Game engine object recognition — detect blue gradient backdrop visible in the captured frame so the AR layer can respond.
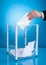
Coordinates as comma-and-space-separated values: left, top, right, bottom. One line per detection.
0, 0, 46, 48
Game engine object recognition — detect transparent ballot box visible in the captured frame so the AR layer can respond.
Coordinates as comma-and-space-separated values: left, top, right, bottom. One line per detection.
7, 24, 39, 60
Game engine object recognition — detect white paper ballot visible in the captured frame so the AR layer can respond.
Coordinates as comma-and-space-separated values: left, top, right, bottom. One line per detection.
10, 41, 35, 58
17, 13, 32, 30
21, 41, 35, 57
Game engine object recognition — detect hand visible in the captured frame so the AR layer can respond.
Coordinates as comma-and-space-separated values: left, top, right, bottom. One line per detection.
27, 10, 42, 20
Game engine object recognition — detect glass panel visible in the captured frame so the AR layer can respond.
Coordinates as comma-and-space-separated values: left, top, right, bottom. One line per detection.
7, 24, 39, 60
7, 25, 16, 59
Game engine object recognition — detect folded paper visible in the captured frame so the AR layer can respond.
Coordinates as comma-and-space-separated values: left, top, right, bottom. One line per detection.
10, 41, 35, 57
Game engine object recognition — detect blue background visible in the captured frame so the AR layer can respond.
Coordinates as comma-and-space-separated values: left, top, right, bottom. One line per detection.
0, 0, 46, 48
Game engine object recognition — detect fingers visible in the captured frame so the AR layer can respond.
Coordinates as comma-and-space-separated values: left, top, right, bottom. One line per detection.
27, 10, 37, 20
27, 10, 36, 16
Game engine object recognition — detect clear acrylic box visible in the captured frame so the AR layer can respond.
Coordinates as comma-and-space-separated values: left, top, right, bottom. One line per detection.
7, 24, 39, 60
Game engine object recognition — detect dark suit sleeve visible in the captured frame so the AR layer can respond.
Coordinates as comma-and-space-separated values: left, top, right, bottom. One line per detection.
43, 11, 46, 20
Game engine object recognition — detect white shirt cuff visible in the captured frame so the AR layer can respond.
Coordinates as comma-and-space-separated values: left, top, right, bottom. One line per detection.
41, 12, 44, 19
